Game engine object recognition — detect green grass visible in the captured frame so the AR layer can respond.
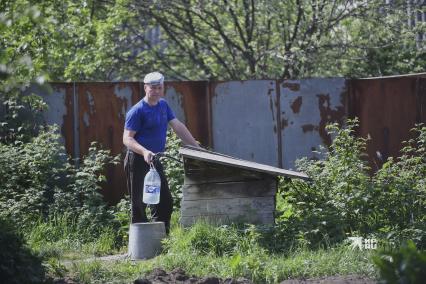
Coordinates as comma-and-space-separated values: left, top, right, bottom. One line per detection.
153, 235, 376, 283
29, 218, 378, 284
50, 242, 375, 284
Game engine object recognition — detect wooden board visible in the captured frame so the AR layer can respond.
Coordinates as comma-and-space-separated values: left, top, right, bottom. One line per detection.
181, 196, 274, 218
182, 180, 276, 201
180, 146, 309, 180
180, 212, 274, 227
183, 158, 269, 184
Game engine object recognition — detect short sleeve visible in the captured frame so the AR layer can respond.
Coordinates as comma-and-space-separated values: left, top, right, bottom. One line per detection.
165, 102, 175, 122
125, 107, 141, 131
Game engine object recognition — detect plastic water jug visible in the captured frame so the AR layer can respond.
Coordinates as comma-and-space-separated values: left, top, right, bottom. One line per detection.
143, 164, 161, 204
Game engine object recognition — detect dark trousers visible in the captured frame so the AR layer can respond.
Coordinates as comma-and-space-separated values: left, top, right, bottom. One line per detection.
124, 150, 173, 234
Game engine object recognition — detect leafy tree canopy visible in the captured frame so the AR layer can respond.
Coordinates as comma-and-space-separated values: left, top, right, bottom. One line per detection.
1, 0, 425, 81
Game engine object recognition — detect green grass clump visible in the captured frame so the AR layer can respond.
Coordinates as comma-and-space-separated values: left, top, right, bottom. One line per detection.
373, 240, 426, 284
156, 221, 376, 283
0, 216, 45, 284
43, 220, 376, 284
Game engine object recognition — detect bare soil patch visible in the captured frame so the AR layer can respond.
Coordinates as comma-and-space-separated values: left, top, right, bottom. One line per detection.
134, 268, 377, 284
134, 268, 253, 284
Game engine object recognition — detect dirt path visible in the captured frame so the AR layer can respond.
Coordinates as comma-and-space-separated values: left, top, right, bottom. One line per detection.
134, 268, 377, 284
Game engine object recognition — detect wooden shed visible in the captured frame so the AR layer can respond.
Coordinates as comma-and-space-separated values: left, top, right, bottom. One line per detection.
179, 146, 309, 227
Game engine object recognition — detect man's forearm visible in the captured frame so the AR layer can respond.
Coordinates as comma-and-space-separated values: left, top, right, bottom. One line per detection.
123, 136, 150, 156
173, 122, 199, 147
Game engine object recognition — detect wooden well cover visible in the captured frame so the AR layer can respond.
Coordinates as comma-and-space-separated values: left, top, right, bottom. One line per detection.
179, 146, 308, 226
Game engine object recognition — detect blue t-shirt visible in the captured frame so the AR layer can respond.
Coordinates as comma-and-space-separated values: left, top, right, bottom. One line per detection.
124, 99, 175, 153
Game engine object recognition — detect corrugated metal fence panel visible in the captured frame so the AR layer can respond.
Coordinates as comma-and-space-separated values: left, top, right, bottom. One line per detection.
280, 78, 347, 169
165, 81, 210, 147
165, 84, 186, 124
76, 82, 142, 204
22, 75, 424, 205
348, 75, 426, 170
40, 83, 75, 157
211, 80, 279, 167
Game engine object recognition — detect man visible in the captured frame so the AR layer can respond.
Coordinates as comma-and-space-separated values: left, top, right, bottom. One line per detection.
123, 71, 199, 233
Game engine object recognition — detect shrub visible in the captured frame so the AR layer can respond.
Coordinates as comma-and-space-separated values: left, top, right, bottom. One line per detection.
0, 125, 121, 242
0, 125, 67, 228
278, 119, 373, 246
163, 129, 184, 209
57, 143, 120, 240
373, 240, 426, 284
276, 120, 426, 248
0, 90, 49, 144
0, 216, 45, 284
111, 197, 131, 247
373, 124, 426, 247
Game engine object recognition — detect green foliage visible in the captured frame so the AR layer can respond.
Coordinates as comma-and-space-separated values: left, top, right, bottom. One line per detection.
164, 221, 240, 257
277, 120, 426, 249
57, 143, 120, 239
2, 1, 424, 82
113, 0, 425, 80
0, 2, 50, 143
111, 197, 131, 247
373, 124, 426, 246
279, 119, 372, 246
164, 129, 184, 209
159, 220, 374, 283
0, 125, 67, 227
162, 221, 270, 282
0, 216, 45, 284
373, 240, 426, 284
0, 124, 123, 244
27, 213, 124, 260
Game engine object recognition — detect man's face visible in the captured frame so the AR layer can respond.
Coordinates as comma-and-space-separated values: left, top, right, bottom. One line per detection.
144, 83, 164, 103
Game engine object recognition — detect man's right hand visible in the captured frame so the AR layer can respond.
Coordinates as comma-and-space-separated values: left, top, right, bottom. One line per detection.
143, 150, 155, 164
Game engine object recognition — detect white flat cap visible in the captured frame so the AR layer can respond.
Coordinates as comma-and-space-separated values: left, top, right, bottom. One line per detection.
143, 72, 164, 85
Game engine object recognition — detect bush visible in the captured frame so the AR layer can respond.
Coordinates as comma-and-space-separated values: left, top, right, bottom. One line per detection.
0, 125, 121, 242
276, 120, 426, 248
56, 143, 120, 240
373, 240, 426, 284
373, 124, 426, 247
278, 119, 373, 246
0, 216, 45, 284
163, 130, 184, 209
111, 197, 131, 247
0, 125, 67, 228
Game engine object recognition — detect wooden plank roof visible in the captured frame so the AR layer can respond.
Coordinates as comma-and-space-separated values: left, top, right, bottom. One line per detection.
179, 146, 309, 180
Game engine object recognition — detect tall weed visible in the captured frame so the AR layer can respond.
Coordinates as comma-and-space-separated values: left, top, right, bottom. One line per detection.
163, 130, 184, 209
0, 125, 67, 228
276, 119, 426, 248
0, 125, 122, 245
373, 124, 426, 246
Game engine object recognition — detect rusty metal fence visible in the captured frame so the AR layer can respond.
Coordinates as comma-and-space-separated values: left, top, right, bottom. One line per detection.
27, 74, 426, 204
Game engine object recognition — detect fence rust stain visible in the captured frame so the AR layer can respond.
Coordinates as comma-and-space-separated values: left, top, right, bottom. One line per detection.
291, 97, 303, 113
302, 124, 317, 133
282, 82, 300, 91
317, 93, 346, 146
281, 117, 289, 129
